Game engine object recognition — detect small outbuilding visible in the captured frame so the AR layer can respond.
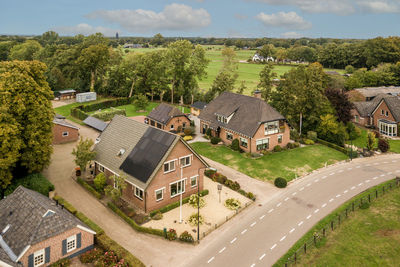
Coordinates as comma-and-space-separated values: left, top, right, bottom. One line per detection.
54, 89, 76, 100
76, 92, 97, 103
52, 115, 79, 144
190, 101, 207, 116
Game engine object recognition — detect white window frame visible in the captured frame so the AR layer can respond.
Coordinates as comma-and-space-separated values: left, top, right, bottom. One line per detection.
33, 249, 45, 267
190, 175, 198, 188
240, 137, 248, 148
98, 164, 105, 172
179, 155, 192, 167
170, 124, 174, 130
170, 179, 186, 198
135, 186, 144, 200
386, 111, 389, 117
226, 132, 233, 141
256, 138, 270, 151
265, 121, 279, 135
163, 160, 176, 173
62, 131, 69, 137
278, 134, 283, 144
155, 187, 165, 202
66, 235, 76, 253
381, 109, 385, 115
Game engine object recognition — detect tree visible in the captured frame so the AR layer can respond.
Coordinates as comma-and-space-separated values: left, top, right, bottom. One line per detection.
9, 40, 42, 60
258, 62, 277, 102
72, 138, 96, 171
133, 94, 149, 111
258, 44, 275, 59
275, 48, 288, 63
211, 47, 238, 96
105, 174, 127, 202
94, 173, 107, 192
40, 31, 59, 46
366, 131, 376, 151
378, 138, 389, 153
151, 33, 165, 46
0, 41, 16, 61
236, 80, 246, 94
317, 114, 348, 146
346, 122, 361, 141
0, 60, 53, 184
325, 88, 354, 123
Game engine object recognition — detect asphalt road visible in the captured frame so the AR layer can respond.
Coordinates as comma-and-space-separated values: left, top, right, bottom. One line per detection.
187, 154, 400, 267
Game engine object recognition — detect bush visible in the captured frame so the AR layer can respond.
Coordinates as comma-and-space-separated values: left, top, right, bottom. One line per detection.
307, 131, 317, 141
52, 195, 77, 214
273, 145, 282, 152
206, 128, 212, 136
366, 131, 376, 151
77, 177, 102, 199
290, 129, 300, 141
231, 139, 240, 151
212, 172, 227, 184
49, 257, 70, 267
133, 94, 149, 111
378, 138, 389, 153
304, 139, 315, 145
360, 201, 370, 209
188, 194, 206, 208
4, 173, 55, 196
238, 189, 246, 196
211, 137, 221, 144
179, 231, 194, 243
373, 130, 380, 139
71, 107, 89, 120
166, 229, 177, 241
286, 142, 300, 149
183, 135, 193, 141
224, 198, 241, 210
92, 108, 126, 121
204, 169, 217, 177
188, 213, 204, 226
75, 212, 104, 235
79, 248, 104, 263
274, 177, 287, 188
151, 211, 163, 220
246, 192, 255, 200
94, 173, 107, 192
80, 98, 132, 112
184, 127, 195, 136
224, 179, 240, 191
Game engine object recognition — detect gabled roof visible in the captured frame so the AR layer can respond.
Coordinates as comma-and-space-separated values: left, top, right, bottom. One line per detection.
353, 94, 400, 122
83, 116, 108, 132
355, 86, 400, 98
191, 101, 207, 110
199, 92, 285, 138
0, 186, 94, 265
53, 118, 79, 130
371, 95, 400, 122
147, 103, 187, 125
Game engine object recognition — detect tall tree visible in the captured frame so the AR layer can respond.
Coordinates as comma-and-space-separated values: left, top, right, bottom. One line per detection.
72, 138, 96, 171
9, 40, 42, 60
258, 62, 277, 102
210, 46, 238, 96
325, 88, 354, 123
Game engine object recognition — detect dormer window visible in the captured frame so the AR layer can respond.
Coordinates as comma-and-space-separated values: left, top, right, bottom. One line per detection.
217, 115, 228, 123
265, 121, 279, 135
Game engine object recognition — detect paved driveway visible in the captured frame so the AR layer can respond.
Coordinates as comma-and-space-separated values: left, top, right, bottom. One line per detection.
188, 115, 208, 143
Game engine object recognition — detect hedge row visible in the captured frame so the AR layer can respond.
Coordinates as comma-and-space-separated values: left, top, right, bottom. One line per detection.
71, 107, 89, 120
107, 202, 165, 238
80, 98, 132, 112
52, 196, 145, 267
92, 108, 126, 121
149, 189, 209, 217
317, 138, 357, 158
77, 177, 102, 199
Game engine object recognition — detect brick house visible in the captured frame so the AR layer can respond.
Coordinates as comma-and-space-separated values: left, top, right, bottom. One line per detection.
145, 103, 190, 133
190, 101, 207, 116
198, 91, 290, 153
93, 115, 209, 213
52, 115, 79, 144
0, 186, 95, 267
353, 86, 400, 101
352, 94, 400, 137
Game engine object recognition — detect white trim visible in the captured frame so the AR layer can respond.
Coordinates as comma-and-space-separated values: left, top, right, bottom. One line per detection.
134, 186, 144, 200
77, 224, 96, 235
0, 260, 14, 267
62, 131, 69, 137
42, 210, 55, 217
66, 235, 76, 253
15, 245, 30, 262
95, 161, 118, 176
163, 159, 176, 174
33, 249, 45, 267
155, 187, 165, 202
179, 155, 192, 167
190, 175, 198, 188
170, 179, 186, 198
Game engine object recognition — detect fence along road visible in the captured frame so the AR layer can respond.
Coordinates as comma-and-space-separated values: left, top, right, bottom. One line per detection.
187, 154, 400, 267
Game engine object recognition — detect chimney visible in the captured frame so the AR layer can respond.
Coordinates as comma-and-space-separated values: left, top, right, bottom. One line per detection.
253, 90, 262, 99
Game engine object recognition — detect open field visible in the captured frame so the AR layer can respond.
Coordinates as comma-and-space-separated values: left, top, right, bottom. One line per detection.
278, 181, 400, 266
346, 126, 400, 153
190, 142, 348, 182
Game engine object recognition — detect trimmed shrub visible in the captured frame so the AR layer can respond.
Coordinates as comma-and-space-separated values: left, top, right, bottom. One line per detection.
224, 179, 240, 191
5, 173, 55, 196
317, 138, 348, 156
378, 138, 389, 153
360, 201, 370, 209
49, 257, 70, 267
188, 194, 206, 208
274, 177, 287, 188
212, 172, 227, 184
184, 127, 195, 136
183, 135, 193, 141
238, 189, 246, 196
79, 248, 104, 263
179, 231, 194, 243
206, 128, 212, 136
166, 229, 177, 241
204, 169, 217, 177
52, 195, 77, 214
307, 131, 317, 141
231, 139, 240, 151
273, 145, 282, 152
224, 198, 241, 210
246, 192, 255, 200
304, 139, 315, 145
151, 211, 163, 220
77, 177, 102, 199
188, 213, 204, 226
92, 108, 126, 121
71, 107, 88, 120
94, 173, 107, 192
75, 212, 104, 235
211, 137, 221, 144
286, 142, 300, 149
80, 98, 132, 112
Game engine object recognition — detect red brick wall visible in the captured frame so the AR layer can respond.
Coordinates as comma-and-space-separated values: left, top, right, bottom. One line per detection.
165, 116, 190, 132
20, 227, 94, 266
52, 124, 79, 144
372, 100, 396, 127
351, 109, 367, 126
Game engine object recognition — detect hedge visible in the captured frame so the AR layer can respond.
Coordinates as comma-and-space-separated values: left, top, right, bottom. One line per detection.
107, 202, 165, 238
53, 195, 77, 215
77, 177, 102, 199
92, 108, 126, 121
80, 98, 132, 112
71, 107, 88, 120
149, 189, 209, 217
4, 173, 55, 196
317, 138, 357, 158
75, 212, 104, 235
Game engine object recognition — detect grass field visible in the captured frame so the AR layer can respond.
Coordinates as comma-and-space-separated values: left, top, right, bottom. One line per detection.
346, 126, 400, 153
278, 181, 400, 266
190, 143, 348, 182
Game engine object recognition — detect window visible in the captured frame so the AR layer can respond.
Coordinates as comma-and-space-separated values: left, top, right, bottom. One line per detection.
180, 155, 191, 167
381, 110, 385, 115
34, 249, 44, 267
62, 131, 69, 137
190, 176, 198, 187
157, 123, 162, 129
150, 120, 155, 126
135, 187, 144, 200
155, 188, 164, 201
226, 132, 233, 140
98, 164, 105, 172
386, 111, 389, 117
278, 135, 283, 144
217, 115, 227, 123
67, 235, 76, 253
240, 137, 248, 148
256, 138, 269, 151
164, 160, 175, 173
170, 124, 174, 130
265, 121, 279, 135
144, 118, 149, 124
182, 122, 186, 129
170, 180, 185, 197
354, 115, 359, 122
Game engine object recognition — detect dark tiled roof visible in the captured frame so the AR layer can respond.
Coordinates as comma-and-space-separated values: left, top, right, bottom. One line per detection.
354, 94, 400, 122
191, 101, 207, 110
355, 86, 400, 98
379, 95, 400, 121
55, 114, 66, 119
0, 186, 93, 265
199, 92, 285, 137
83, 116, 108, 132
147, 103, 187, 125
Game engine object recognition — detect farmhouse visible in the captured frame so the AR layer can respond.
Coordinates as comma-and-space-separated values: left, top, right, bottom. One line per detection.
354, 86, 400, 101
93, 115, 208, 213
145, 103, 190, 133
252, 53, 274, 62
0, 186, 95, 267
52, 115, 79, 144
190, 101, 207, 116
199, 91, 290, 153
352, 94, 400, 137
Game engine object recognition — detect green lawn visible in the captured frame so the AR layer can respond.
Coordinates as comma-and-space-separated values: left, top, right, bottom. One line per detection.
190, 142, 348, 182
285, 182, 400, 266
346, 126, 400, 153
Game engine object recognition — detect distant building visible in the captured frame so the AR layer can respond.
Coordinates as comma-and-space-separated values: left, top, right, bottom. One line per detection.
76, 92, 96, 103
190, 101, 207, 116
252, 53, 274, 63
145, 103, 190, 133
52, 115, 79, 144
354, 86, 400, 101
116, 32, 119, 39
123, 43, 142, 49
54, 89, 76, 100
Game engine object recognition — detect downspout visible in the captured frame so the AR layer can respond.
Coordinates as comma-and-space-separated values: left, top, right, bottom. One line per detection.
144, 191, 147, 213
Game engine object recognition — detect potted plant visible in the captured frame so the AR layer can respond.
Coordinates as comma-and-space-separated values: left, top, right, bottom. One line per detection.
75, 166, 81, 177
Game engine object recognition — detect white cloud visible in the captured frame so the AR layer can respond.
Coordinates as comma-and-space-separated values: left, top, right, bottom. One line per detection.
357, 1, 400, 13
256, 11, 311, 30
52, 23, 119, 36
280, 31, 303, 38
86, 4, 211, 33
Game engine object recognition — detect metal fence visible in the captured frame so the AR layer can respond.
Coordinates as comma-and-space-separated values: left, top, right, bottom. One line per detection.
283, 178, 400, 266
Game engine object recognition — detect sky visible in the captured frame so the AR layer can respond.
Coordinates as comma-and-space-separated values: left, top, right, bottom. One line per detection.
1, 0, 400, 39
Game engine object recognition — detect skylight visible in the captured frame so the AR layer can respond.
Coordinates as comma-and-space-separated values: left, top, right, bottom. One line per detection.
43, 210, 55, 217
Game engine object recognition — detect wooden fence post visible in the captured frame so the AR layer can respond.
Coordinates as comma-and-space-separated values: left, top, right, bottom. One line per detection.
376, 190, 378, 198
368, 194, 371, 203
304, 243, 307, 254
331, 221, 334, 230
338, 215, 341, 226
352, 202, 355, 211
323, 228, 326, 237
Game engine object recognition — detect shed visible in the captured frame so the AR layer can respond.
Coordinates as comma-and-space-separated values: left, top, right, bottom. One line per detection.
54, 89, 76, 100
190, 101, 207, 116
76, 92, 97, 103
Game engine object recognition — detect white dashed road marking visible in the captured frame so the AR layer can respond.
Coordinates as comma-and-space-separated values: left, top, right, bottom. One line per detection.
280, 236, 286, 242
314, 209, 320, 213
365, 180, 370, 183
351, 186, 356, 190
285, 197, 289, 201
380, 174, 385, 177
387, 172, 392, 175
384, 161, 388, 164
344, 190, 348, 194
298, 221, 304, 226
259, 254, 266, 261
356, 166, 361, 168
315, 179, 320, 182
208, 257, 215, 263
260, 215, 265, 220
392, 160, 397, 163
300, 187, 304, 191
373, 176, 378, 180
268, 209, 274, 213
307, 183, 311, 187
330, 173, 335, 176
373, 163, 378, 165
336, 194, 341, 198
250, 264, 255, 267
358, 183, 363, 186
231, 238, 237, 244
338, 170, 344, 173
307, 215, 312, 219
322, 203, 327, 208
277, 202, 282, 207
271, 244, 277, 250
219, 247, 226, 253
251, 222, 256, 227
290, 228, 295, 233
329, 198, 334, 202
348, 168, 353, 170
292, 192, 297, 196
322, 175, 327, 179
241, 229, 247, 235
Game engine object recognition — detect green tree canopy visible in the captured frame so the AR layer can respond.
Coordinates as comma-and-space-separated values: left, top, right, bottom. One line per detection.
9, 40, 42, 61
